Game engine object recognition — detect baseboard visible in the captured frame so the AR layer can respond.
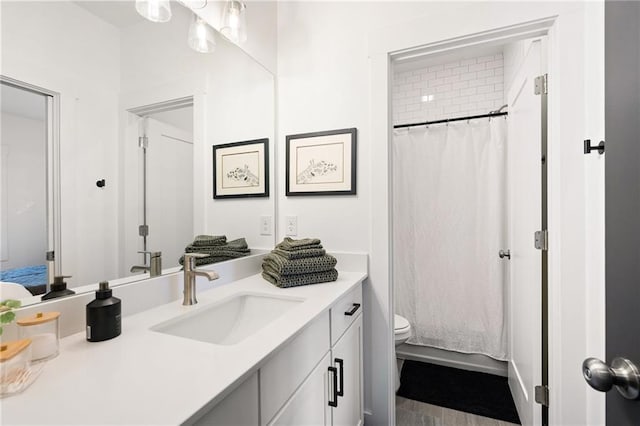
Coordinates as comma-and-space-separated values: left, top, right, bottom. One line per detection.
396, 343, 508, 377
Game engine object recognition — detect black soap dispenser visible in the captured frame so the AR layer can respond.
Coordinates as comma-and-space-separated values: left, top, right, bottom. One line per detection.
41, 276, 76, 300
86, 281, 121, 342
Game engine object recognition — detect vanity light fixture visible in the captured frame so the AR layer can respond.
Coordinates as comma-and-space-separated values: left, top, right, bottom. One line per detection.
188, 14, 216, 53
220, 0, 247, 44
135, 0, 172, 23
135, 0, 219, 54
181, 0, 208, 9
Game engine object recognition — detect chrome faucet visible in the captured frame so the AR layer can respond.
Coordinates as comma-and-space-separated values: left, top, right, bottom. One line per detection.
130, 251, 162, 277
182, 253, 219, 306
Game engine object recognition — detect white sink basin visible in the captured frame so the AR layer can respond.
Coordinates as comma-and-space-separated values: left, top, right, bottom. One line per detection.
151, 293, 305, 345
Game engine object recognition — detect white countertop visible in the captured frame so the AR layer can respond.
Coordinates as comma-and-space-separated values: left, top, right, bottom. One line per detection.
2, 271, 366, 425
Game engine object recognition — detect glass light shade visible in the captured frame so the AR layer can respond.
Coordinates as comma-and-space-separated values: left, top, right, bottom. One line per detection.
181, 0, 208, 9
188, 15, 216, 53
135, 0, 172, 23
220, 0, 247, 44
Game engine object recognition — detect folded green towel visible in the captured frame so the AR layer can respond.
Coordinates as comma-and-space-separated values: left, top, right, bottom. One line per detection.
191, 235, 227, 246
185, 238, 250, 254
276, 237, 323, 251
185, 247, 250, 257
224, 238, 249, 251
272, 248, 326, 260
179, 251, 248, 267
262, 267, 338, 288
262, 252, 336, 275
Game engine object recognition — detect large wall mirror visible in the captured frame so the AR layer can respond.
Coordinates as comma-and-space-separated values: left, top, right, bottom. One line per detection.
0, 1, 276, 306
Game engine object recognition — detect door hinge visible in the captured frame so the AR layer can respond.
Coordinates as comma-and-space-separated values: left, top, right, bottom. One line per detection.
534, 230, 548, 251
535, 385, 549, 407
138, 135, 148, 149
46, 250, 55, 261
138, 225, 149, 237
534, 74, 548, 95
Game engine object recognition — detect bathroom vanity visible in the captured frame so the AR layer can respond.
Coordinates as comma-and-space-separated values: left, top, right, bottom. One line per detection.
1, 270, 366, 425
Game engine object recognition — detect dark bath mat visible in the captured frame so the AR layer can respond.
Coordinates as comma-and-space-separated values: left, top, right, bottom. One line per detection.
397, 360, 521, 424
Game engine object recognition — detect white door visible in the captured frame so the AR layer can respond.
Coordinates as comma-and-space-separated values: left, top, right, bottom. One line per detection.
145, 118, 193, 269
269, 352, 331, 426
332, 315, 364, 426
507, 39, 545, 426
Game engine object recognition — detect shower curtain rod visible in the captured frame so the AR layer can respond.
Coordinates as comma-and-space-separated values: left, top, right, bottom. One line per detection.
394, 110, 508, 129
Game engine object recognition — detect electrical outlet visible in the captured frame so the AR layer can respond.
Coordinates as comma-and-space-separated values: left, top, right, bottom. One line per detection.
260, 216, 272, 236
285, 216, 297, 236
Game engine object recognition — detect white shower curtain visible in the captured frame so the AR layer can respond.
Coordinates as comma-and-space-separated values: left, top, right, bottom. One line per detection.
393, 119, 507, 360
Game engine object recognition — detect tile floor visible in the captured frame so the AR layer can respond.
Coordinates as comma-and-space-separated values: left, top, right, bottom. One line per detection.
396, 396, 520, 426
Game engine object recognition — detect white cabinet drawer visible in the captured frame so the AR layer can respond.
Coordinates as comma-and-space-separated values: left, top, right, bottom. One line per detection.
330, 284, 363, 346
260, 311, 330, 425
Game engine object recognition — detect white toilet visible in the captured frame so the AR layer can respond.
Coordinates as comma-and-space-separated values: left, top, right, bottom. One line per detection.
394, 314, 412, 391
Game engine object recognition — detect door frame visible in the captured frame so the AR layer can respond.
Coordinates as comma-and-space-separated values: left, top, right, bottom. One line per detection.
389, 23, 552, 425
0, 75, 61, 289
119, 86, 205, 278
122, 96, 196, 276
368, 8, 606, 424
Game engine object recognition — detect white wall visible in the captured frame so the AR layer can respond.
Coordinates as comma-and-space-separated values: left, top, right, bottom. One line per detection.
204, 43, 276, 249
0, 1, 121, 287
278, 2, 605, 424
0, 113, 47, 270
393, 52, 505, 125
118, 5, 276, 256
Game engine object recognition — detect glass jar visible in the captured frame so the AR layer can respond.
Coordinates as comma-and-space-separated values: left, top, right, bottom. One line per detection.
17, 312, 60, 362
0, 339, 32, 396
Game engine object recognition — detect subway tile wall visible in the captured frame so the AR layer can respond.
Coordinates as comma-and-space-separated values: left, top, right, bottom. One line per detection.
393, 53, 505, 126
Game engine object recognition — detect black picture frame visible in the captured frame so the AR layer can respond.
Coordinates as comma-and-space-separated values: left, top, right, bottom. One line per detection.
285, 128, 357, 196
212, 138, 269, 199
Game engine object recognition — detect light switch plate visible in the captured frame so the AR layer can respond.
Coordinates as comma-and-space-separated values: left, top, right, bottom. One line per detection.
285, 216, 297, 236
260, 216, 272, 236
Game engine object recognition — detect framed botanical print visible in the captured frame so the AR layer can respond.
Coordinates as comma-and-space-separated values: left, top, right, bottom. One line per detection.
285, 128, 357, 196
213, 138, 269, 199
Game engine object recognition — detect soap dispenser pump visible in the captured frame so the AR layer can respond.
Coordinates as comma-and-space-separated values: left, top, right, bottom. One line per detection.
41, 276, 76, 301
86, 281, 121, 342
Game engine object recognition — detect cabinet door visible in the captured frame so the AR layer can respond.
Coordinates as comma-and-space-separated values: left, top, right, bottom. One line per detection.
192, 373, 259, 425
269, 352, 331, 426
261, 312, 330, 425
332, 314, 363, 426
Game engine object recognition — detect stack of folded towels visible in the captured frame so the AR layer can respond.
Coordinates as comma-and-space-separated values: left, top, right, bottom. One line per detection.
179, 235, 250, 267
262, 237, 338, 288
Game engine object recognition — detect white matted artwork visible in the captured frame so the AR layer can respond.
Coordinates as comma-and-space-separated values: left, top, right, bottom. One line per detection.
286, 128, 357, 196
213, 138, 269, 199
